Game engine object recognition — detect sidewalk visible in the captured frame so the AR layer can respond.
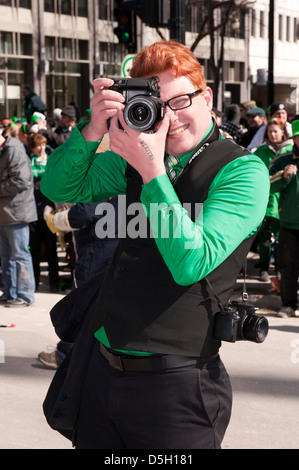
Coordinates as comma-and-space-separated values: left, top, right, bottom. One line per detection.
0, 252, 298, 449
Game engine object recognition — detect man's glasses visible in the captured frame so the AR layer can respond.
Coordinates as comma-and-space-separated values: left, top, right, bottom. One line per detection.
164, 89, 203, 111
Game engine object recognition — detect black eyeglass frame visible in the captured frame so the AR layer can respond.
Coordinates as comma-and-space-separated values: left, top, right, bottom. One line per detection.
164, 89, 203, 111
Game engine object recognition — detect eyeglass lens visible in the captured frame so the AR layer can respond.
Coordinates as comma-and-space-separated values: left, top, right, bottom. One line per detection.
168, 95, 192, 110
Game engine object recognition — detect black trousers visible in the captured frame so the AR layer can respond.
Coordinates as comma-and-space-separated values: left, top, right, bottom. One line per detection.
278, 226, 299, 309
74, 341, 232, 449
29, 219, 59, 289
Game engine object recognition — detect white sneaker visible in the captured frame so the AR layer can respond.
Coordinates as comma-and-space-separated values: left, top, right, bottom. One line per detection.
260, 271, 270, 282
277, 306, 296, 318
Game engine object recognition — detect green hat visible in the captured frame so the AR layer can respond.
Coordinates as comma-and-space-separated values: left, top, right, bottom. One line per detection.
292, 119, 299, 137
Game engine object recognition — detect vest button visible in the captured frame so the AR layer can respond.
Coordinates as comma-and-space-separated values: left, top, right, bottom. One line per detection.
117, 265, 125, 273
110, 289, 116, 295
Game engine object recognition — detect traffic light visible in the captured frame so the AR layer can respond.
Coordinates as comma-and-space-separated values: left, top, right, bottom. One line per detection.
114, 0, 134, 46
139, 0, 169, 28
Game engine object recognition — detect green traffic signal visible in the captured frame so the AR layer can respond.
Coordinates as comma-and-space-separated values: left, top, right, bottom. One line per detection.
114, 26, 131, 43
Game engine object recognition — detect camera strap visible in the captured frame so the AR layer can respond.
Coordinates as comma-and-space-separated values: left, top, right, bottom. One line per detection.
204, 261, 248, 313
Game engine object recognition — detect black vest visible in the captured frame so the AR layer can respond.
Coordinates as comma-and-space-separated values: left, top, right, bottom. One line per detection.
93, 127, 254, 357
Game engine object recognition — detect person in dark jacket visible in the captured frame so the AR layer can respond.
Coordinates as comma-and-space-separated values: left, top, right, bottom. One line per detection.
41, 41, 269, 449
38, 198, 119, 368
38, 105, 77, 149
0, 134, 37, 307
219, 103, 247, 143
22, 84, 46, 123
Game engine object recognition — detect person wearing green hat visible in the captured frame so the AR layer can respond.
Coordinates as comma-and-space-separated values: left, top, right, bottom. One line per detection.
269, 116, 299, 317
79, 108, 91, 123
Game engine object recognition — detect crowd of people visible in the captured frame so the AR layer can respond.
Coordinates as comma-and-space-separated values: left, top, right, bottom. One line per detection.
1, 85, 299, 313
216, 100, 299, 318
0, 43, 299, 448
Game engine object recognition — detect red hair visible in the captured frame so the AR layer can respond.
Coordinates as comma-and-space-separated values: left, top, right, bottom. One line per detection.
130, 40, 207, 90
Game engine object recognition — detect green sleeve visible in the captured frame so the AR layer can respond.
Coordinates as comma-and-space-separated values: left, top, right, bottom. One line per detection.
40, 125, 128, 202
140, 155, 270, 286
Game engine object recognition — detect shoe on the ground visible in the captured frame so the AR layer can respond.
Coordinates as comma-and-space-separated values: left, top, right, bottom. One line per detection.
38, 350, 61, 369
276, 306, 298, 318
0, 295, 8, 304
260, 271, 270, 282
5, 299, 30, 308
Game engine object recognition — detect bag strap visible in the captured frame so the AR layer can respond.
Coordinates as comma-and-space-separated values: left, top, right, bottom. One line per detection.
205, 260, 248, 312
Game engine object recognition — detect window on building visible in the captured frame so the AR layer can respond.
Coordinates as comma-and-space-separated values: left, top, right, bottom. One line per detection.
113, 43, 123, 64
294, 18, 298, 42
279, 14, 283, 40
98, 41, 123, 77
0, 32, 13, 54
259, 10, 265, 38
45, 36, 55, 58
286, 16, 290, 41
99, 0, 109, 20
44, 0, 54, 12
186, 3, 203, 33
99, 42, 109, 62
78, 39, 88, 60
61, 38, 73, 59
19, 0, 31, 7
61, 0, 71, 15
227, 61, 244, 82
77, 0, 87, 17
20, 34, 32, 55
251, 9, 256, 37
0, 0, 31, 5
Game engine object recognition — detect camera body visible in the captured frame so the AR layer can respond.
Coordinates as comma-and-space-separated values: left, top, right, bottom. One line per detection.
214, 301, 269, 343
109, 76, 165, 131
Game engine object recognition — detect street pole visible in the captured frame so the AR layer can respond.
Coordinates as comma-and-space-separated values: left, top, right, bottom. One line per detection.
268, 0, 275, 106
169, 0, 185, 44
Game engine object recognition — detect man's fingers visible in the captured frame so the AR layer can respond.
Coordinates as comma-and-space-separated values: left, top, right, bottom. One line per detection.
93, 77, 114, 92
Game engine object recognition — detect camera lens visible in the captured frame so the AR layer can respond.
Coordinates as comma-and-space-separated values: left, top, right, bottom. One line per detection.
124, 96, 157, 131
242, 314, 269, 343
133, 106, 149, 121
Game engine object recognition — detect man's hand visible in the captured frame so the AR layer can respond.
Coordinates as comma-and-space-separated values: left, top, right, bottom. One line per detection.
109, 110, 170, 184
81, 78, 125, 142
284, 164, 297, 180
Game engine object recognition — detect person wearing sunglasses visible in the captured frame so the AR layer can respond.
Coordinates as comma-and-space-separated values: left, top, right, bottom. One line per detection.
41, 40, 269, 449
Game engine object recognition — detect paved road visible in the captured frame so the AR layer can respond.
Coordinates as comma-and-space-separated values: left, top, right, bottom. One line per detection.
0, 255, 298, 449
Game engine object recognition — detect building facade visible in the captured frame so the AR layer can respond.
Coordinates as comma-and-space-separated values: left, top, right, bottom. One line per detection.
249, 0, 299, 117
0, 0, 298, 122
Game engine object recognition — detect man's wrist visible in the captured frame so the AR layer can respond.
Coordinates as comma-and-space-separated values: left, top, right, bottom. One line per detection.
81, 122, 104, 143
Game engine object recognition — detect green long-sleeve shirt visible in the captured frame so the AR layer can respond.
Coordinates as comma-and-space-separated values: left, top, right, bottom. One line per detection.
41, 123, 269, 353
41, 124, 269, 283
269, 148, 299, 229
254, 142, 293, 219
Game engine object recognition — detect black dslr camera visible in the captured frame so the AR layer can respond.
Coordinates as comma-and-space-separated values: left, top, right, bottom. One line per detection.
214, 302, 269, 343
109, 76, 165, 132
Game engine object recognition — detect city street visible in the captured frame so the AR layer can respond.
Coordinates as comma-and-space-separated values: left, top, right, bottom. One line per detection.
0, 256, 298, 450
